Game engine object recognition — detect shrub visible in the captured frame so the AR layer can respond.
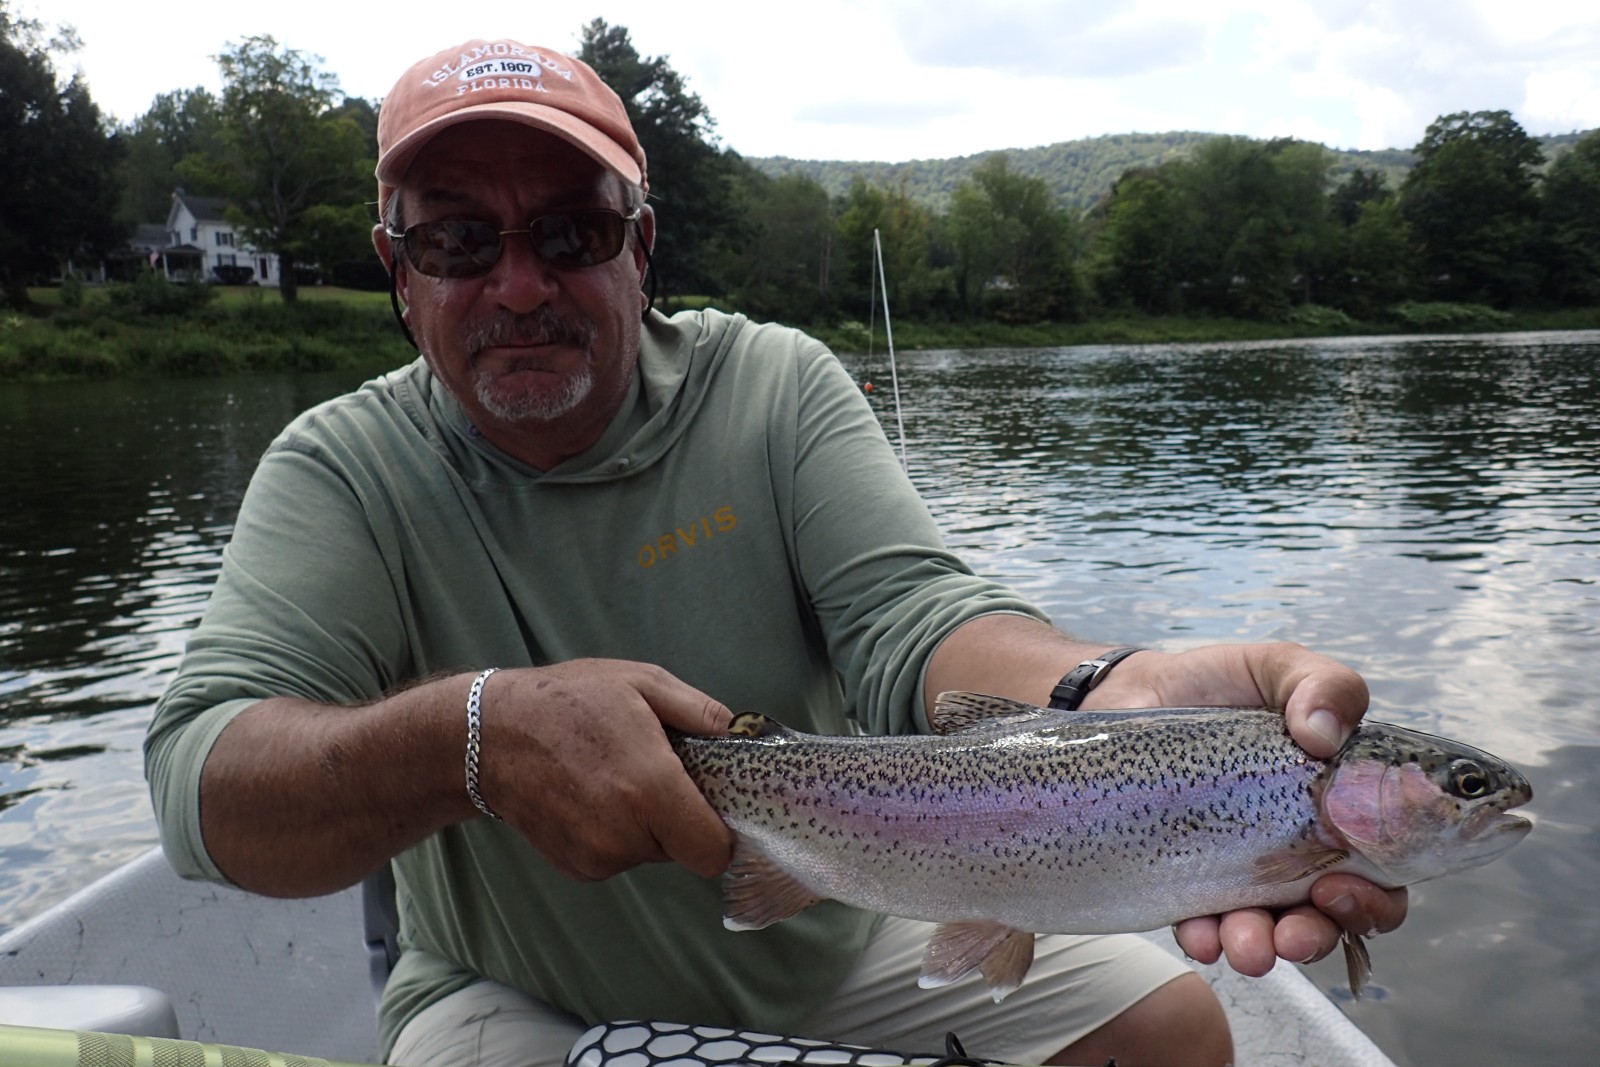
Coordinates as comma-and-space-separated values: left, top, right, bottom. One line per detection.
1387, 301, 1513, 331
105, 271, 218, 317
59, 272, 86, 309
1282, 304, 1357, 331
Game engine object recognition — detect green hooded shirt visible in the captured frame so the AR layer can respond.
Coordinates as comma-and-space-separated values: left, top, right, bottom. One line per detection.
145, 308, 1044, 1052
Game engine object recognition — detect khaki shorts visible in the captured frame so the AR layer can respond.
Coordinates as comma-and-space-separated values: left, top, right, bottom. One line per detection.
388, 917, 1192, 1067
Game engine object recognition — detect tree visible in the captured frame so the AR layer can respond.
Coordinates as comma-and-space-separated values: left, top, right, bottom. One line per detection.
1273, 141, 1338, 306
1537, 129, 1600, 306
1091, 169, 1186, 314
1340, 199, 1415, 317
185, 36, 372, 302
947, 155, 1081, 322
1400, 110, 1543, 305
1323, 168, 1413, 316
579, 20, 749, 300
834, 179, 937, 320
724, 170, 836, 322
0, 4, 123, 307
118, 88, 226, 225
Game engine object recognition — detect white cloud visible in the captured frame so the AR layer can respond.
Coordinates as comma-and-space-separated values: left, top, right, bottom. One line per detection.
42, 0, 1600, 162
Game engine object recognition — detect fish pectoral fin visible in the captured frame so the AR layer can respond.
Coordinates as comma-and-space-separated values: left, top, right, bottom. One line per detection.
919, 921, 1036, 1002
721, 838, 824, 931
930, 692, 1051, 735
1342, 929, 1372, 1000
1251, 843, 1350, 884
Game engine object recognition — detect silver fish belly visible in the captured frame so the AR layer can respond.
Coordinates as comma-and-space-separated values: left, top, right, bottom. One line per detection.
673, 692, 1532, 999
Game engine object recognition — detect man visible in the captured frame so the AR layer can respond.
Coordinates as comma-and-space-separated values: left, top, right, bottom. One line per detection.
145, 38, 1404, 1067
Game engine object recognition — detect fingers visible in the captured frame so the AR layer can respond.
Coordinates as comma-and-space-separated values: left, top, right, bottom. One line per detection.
632, 666, 734, 736
1311, 874, 1409, 937
479, 660, 734, 881
645, 773, 736, 879
1258, 643, 1369, 758
1173, 916, 1223, 964
1101, 642, 1370, 759
1177, 877, 1409, 979
1218, 908, 1278, 977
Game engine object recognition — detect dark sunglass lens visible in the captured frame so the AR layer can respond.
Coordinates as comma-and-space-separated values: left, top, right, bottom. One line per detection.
407, 220, 503, 278
532, 211, 625, 269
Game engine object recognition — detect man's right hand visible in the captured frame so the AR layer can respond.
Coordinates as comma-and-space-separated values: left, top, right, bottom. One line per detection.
470, 660, 735, 881
197, 660, 734, 897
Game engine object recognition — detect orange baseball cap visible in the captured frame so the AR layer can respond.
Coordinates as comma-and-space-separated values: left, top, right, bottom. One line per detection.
375, 38, 647, 218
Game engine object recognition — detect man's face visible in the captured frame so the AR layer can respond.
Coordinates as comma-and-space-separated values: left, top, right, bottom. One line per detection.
389, 121, 652, 468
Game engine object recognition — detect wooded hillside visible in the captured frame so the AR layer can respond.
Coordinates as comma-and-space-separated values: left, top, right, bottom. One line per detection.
751, 130, 1592, 212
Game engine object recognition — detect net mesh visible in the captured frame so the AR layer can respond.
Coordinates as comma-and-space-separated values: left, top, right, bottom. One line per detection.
566, 1021, 1004, 1067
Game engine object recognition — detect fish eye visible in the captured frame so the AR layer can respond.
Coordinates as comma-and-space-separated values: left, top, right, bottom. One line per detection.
1449, 759, 1492, 799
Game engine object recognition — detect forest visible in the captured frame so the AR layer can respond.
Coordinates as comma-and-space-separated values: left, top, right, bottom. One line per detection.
6, 6, 1600, 338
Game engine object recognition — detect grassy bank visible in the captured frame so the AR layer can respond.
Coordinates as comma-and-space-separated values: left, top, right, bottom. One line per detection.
3, 284, 413, 380
5, 284, 1598, 381
808, 304, 1600, 354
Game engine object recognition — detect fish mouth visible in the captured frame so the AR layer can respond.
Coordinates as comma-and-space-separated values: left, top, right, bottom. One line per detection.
1470, 811, 1533, 839
1462, 794, 1534, 844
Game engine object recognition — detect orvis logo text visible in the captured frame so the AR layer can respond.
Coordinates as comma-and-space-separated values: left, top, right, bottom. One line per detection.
638, 506, 737, 568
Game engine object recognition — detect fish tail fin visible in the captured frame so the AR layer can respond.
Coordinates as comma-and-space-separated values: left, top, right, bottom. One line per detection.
721, 836, 824, 931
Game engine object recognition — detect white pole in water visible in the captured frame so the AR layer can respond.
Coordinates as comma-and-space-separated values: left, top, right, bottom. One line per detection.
872, 228, 909, 471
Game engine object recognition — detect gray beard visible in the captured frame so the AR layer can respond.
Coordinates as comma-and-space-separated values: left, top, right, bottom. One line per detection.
475, 359, 595, 422
465, 308, 600, 423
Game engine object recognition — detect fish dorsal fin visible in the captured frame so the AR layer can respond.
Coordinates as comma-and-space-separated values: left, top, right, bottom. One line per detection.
720, 837, 823, 931
728, 712, 788, 739
930, 692, 1051, 735
918, 920, 1036, 1002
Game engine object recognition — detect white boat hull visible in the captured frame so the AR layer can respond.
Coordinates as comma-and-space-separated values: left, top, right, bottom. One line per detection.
0, 848, 1394, 1066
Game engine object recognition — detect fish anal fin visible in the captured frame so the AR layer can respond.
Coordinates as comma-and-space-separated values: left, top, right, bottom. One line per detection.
919, 920, 1035, 1001
721, 837, 823, 931
1342, 929, 1372, 1000
978, 929, 1037, 1002
1251, 842, 1350, 885
931, 692, 1050, 736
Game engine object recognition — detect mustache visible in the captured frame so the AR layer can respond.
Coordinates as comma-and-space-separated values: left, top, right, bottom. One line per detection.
465, 307, 598, 356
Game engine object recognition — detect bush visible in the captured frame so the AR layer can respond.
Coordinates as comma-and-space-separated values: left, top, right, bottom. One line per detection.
1282, 304, 1357, 331
59, 271, 86, 309
1386, 301, 1513, 331
105, 271, 218, 317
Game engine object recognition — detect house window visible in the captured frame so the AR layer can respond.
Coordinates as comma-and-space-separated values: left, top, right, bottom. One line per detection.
214, 231, 235, 247
190, 226, 199, 241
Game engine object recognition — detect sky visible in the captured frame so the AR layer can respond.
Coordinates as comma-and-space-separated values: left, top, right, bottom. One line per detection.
40, 0, 1600, 163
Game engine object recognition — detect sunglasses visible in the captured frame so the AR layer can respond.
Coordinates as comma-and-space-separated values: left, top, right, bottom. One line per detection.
388, 208, 642, 279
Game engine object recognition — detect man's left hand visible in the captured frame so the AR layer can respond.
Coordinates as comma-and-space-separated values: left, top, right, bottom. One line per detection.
1084, 641, 1410, 975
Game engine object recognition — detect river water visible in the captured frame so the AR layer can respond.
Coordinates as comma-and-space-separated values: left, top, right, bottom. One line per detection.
1, 332, 1596, 1065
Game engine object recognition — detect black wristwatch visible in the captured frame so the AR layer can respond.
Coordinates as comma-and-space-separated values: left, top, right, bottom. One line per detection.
1047, 647, 1144, 710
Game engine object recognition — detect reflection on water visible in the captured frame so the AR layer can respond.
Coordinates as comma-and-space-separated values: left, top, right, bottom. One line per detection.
0, 371, 379, 919
2, 335, 1597, 1067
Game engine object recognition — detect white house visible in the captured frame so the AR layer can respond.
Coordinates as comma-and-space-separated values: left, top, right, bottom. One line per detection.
161, 190, 280, 286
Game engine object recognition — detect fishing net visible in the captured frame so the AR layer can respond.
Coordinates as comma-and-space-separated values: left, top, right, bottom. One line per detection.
566, 1021, 1010, 1067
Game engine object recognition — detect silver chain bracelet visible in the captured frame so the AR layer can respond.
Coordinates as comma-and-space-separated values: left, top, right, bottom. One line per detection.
465, 667, 503, 820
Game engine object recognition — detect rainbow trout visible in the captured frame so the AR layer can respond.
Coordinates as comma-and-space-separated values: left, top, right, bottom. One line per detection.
673, 693, 1532, 1000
